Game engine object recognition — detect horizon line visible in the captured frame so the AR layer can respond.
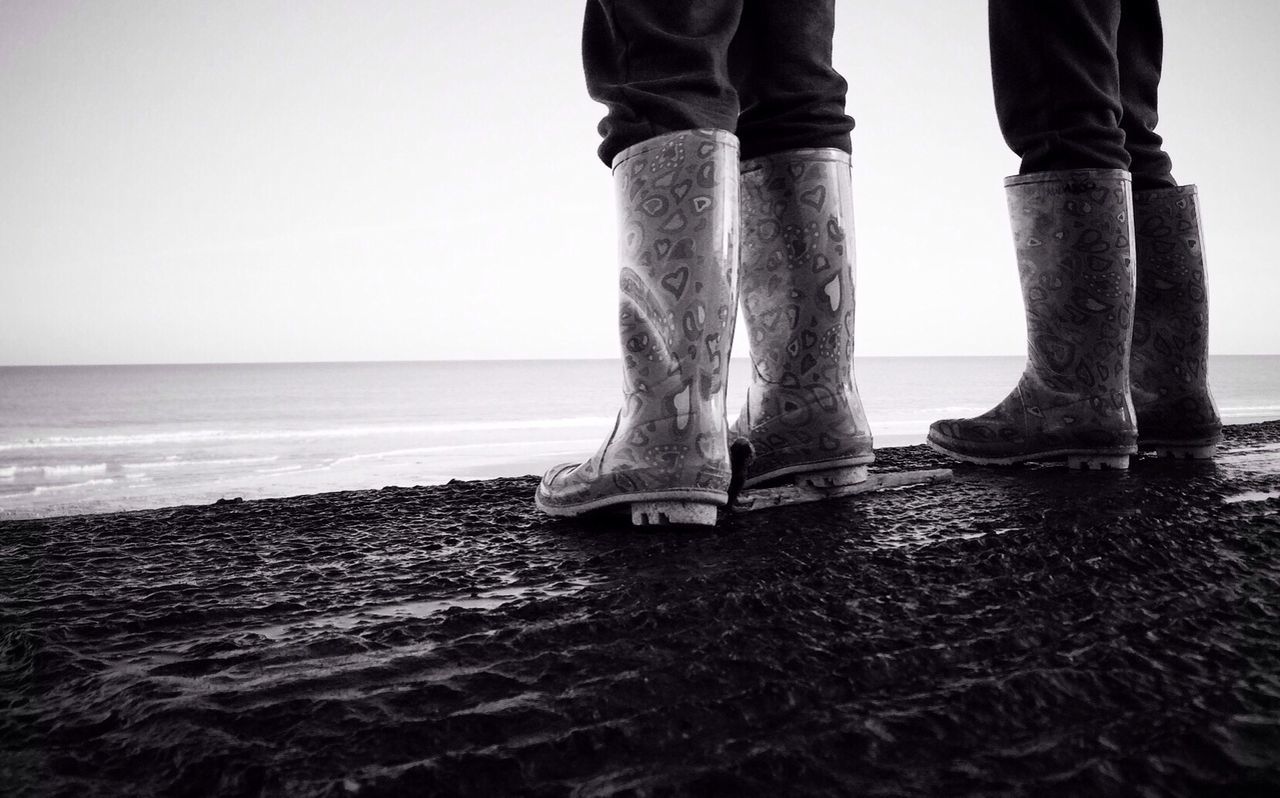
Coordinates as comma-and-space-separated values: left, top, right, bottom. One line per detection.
2, 353, 1277, 369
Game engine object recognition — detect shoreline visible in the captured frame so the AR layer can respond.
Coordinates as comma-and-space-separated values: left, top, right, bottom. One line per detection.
5, 417, 1280, 523
5, 356, 1278, 523
4, 422, 1279, 795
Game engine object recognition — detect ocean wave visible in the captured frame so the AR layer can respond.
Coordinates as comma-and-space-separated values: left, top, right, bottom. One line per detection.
1220, 405, 1280, 416
327, 438, 603, 468
31, 478, 117, 495
0, 418, 616, 452
0, 463, 113, 479
121, 456, 280, 469
0, 457, 281, 480
37, 463, 112, 477
257, 464, 306, 475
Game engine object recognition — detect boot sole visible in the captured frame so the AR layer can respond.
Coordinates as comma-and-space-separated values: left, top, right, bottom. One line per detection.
926, 440, 1134, 471
535, 489, 726, 527
1138, 433, 1221, 459
629, 501, 720, 526
1139, 441, 1219, 460
743, 455, 875, 490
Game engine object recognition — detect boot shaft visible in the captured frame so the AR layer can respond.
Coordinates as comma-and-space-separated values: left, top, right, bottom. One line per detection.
1131, 185, 1211, 388
611, 129, 740, 431
1005, 169, 1136, 400
732, 148, 873, 486
536, 129, 742, 521
1130, 184, 1222, 446
738, 148, 856, 389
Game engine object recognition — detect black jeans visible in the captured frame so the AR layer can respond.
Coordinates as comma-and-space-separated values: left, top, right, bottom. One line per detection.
583, 0, 854, 165
990, 0, 1177, 190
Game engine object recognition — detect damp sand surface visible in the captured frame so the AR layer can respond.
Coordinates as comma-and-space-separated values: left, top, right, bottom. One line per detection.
3, 423, 1279, 796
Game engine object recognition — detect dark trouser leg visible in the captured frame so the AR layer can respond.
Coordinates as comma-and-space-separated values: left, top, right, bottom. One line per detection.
728, 2, 864, 487
1116, 0, 1176, 189
582, 1, 743, 165
1121, 4, 1218, 454
989, 0, 1130, 173
729, 0, 854, 160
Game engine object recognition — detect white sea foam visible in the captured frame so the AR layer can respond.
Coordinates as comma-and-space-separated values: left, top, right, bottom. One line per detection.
257, 464, 306, 474
0, 417, 616, 452
0, 463, 114, 478
1, 457, 281, 480
120, 456, 279, 469
37, 463, 112, 477
32, 478, 117, 495
327, 438, 602, 468
1220, 405, 1280, 417
120, 457, 182, 468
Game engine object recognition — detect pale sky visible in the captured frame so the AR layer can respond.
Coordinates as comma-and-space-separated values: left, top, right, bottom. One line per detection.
2, 0, 1278, 365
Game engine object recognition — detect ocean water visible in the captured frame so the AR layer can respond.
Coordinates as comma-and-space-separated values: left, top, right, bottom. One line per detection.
1, 356, 1277, 519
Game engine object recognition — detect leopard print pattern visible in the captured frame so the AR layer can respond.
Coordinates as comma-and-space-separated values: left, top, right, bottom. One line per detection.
730, 148, 873, 486
1131, 185, 1223, 446
537, 129, 738, 513
929, 170, 1139, 461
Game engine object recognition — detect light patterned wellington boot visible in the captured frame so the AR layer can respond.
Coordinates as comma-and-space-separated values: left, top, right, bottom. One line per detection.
731, 148, 873, 489
1131, 185, 1223, 458
536, 129, 739, 526
928, 169, 1139, 470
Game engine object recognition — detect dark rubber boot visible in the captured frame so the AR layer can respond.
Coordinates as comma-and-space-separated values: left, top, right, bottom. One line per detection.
1131, 185, 1223, 458
536, 129, 739, 526
928, 169, 1139, 470
730, 148, 874, 490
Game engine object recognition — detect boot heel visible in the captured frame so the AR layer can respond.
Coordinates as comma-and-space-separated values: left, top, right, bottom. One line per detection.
1148, 443, 1217, 460
796, 465, 869, 489
1066, 454, 1130, 471
631, 501, 719, 527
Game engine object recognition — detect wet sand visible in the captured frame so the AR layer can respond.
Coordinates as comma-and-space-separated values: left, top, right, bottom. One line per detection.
3, 423, 1279, 796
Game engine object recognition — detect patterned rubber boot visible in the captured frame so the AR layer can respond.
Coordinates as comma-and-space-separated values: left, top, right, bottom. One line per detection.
536, 129, 739, 526
928, 169, 1139, 470
1131, 185, 1223, 458
730, 148, 873, 489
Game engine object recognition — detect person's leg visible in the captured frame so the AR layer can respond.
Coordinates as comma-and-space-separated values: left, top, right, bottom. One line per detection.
722, 0, 869, 489
929, 2, 1139, 469
730, 148, 874, 488
538, 4, 745, 525
727, 0, 854, 160
1120, 1, 1221, 456
989, 0, 1129, 173
582, 1, 743, 165
1116, 0, 1176, 190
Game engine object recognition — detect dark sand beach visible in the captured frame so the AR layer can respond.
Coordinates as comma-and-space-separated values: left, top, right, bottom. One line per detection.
3, 423, 1279, 796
